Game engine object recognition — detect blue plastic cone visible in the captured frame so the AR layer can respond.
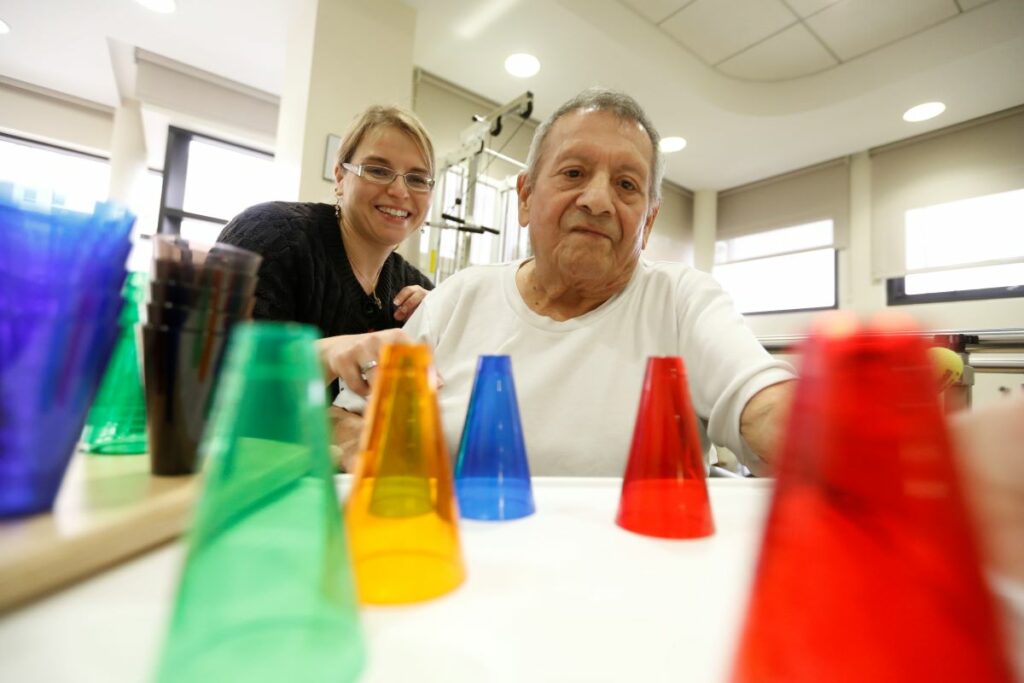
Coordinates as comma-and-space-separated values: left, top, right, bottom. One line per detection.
454, 356, 534, 520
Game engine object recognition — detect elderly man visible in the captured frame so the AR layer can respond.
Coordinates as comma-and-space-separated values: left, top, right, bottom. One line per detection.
326, 88, 795, 477
326, 93, 1024, 647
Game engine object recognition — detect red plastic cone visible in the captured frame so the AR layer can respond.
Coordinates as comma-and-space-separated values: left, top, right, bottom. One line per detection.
616, 356, 714, 539
730, 314, 1014, 682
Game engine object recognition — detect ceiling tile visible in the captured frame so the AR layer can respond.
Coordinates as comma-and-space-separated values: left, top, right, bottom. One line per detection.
717, 23, 839, 80
782, 0, 843, 18
805, 0, 959, 61
617, 0, 693, 24
660, 0, 798, 64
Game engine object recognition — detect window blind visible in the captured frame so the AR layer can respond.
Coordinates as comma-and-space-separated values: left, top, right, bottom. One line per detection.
717, 158, 850, 249
869, 106, 1024, 279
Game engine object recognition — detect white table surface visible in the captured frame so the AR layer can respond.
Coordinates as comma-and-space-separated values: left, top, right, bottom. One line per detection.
0, 477, 773, 683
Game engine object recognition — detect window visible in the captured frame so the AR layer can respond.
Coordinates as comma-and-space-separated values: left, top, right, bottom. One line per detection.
0, 134, 110, 212
712, 220, 837, 314
887, 189, 1024, 304
422, 167, 467, 275
158, 127, 275, 242
422, 167, 517, 281
125, 169, 165, 273
467, 179, 499, 266
500, 186, 530, 262
1, 134, 163, 274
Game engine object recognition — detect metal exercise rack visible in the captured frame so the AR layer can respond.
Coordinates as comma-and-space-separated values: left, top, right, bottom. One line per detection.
425, 92, 534, 284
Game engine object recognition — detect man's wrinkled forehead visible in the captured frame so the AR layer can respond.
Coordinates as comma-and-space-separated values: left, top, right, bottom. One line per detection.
540, 109, 653, 173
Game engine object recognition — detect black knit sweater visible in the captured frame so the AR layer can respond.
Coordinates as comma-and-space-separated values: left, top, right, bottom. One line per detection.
218, 201, 433, 337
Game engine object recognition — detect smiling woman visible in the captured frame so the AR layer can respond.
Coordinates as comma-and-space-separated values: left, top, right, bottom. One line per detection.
217, 105, 437, 396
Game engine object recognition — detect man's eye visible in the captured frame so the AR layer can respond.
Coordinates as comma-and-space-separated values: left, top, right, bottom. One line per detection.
563, 169, 582, 178
619, 179, 638, 191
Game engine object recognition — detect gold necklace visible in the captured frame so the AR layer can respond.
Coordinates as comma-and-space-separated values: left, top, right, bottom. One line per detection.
338, 205, 384, 310
349, 259, 384, 309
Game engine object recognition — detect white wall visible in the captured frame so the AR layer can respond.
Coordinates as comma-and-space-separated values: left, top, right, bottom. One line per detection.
277, 0, 415, 204
645, 182, 693, 264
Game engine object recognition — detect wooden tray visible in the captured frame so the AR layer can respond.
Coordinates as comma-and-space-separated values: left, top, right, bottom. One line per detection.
0, 453, 196, 613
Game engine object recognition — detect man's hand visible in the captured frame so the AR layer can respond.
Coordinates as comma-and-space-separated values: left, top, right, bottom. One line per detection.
329, 406, 365, 473
316, 329, 412, 396
739, 380, 796, 467
393, 285, 429, 322
950, 393, 1024, 583
743, 380, 1023, 583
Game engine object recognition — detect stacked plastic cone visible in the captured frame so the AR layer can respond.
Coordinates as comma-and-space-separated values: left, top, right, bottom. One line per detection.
141, 235, 260, 475
0, 183, 134, 517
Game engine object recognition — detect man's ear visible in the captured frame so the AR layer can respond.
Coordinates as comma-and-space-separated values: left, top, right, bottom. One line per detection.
516, 172, 532, 227
641, 201, 660, 249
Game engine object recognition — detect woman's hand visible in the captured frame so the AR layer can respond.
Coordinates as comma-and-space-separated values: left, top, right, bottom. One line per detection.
329, 406, 364, 473
393, 285, 429, 321
316, 328, 412, 396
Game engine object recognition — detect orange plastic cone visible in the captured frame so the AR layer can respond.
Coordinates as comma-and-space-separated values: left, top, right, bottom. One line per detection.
345, 343, 465, 604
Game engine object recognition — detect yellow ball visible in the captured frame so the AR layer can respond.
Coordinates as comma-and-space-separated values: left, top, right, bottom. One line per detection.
928, 347, 964, 391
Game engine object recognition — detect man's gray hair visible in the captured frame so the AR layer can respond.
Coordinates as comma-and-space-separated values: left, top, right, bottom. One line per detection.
525, 87, 665, 202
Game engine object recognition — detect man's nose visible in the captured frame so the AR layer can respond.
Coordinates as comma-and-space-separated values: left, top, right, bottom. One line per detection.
576, 175, 614, 215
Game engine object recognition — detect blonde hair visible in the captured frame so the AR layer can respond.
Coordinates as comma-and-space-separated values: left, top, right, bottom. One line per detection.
334, 105, 435, 178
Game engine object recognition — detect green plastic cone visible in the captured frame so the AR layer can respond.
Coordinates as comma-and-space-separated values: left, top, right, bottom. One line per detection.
155, 322, 364, 683
81, 271, 148, 454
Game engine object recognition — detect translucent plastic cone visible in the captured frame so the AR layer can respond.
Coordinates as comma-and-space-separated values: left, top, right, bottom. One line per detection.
616, 356, 714, 539
80, 322, 147, 454
346, 343, 465, 604
730, 315, 1014, 683
454, 355, 535, 520
156, 322, 364, 683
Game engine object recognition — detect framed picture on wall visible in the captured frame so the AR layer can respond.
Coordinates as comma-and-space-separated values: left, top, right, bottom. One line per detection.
323, 134, 341, 181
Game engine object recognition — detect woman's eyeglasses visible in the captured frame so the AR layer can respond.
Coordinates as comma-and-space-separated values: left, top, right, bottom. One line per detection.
342, 162, 435, 193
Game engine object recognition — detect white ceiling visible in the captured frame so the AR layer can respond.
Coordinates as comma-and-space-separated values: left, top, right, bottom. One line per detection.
624, 0, 977, 80
1, 0, 1022, 190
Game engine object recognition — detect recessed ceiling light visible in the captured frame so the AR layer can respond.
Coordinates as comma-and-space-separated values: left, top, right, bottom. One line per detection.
903, 101, 946, 123
659, 136, 687, 153
135, 0, 176, 14
504, 53, 540, 78
0, 18, 11, 34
